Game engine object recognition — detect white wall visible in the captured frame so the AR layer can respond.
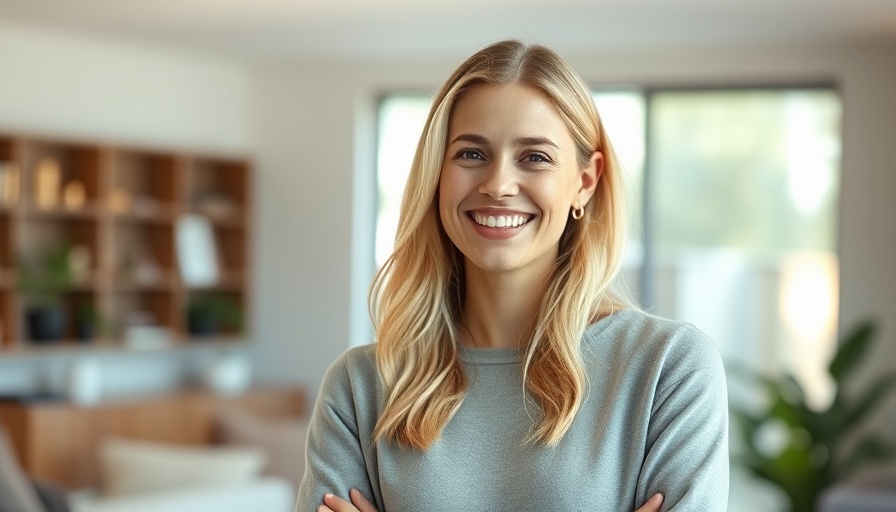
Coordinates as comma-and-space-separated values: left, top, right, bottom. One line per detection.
246, 59, 452, 394
247, 66, 356, 392
0, 20, 249, 151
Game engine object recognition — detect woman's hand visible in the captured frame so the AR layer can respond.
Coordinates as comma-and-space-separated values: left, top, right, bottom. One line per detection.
317, 490, 662, 512
317, 488, 378, 512
635, 493, 664, 512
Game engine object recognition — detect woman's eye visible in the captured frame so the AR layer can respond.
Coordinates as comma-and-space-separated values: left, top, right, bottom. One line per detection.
457, 149, 485, 161
523, 152, 550, 163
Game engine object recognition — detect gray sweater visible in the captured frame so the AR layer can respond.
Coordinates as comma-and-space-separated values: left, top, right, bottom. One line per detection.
296, 308, 729, 511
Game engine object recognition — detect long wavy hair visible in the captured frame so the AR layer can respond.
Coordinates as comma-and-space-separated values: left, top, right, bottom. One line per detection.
371, 40, 630, 449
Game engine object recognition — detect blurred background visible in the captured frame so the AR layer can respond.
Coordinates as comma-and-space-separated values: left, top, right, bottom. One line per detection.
0, 1, 894, 511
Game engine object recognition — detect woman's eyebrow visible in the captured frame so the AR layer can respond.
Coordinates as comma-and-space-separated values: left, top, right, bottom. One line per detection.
449, 133, 489, 145
448, 134, 559, 150
515, 136, 559, 150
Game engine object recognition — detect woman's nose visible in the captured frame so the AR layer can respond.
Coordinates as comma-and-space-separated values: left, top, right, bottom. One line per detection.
478, 159, 519, 199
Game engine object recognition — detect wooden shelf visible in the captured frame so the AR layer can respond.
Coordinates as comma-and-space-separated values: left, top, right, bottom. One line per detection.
0, 270, 13, 289
0, 133, 252, 354
111, 207, 179, 224
109, 275, 179, 292
23, 204, 103, 220
185, 271, 245, 290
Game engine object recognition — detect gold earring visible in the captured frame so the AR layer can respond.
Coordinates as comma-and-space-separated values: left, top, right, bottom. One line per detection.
571, 205, 584, 220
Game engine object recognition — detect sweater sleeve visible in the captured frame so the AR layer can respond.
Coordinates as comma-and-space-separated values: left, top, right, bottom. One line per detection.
636, 332, 730, 511
294, 353, 381, 512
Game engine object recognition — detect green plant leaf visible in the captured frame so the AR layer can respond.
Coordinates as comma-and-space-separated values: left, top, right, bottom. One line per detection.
811, 405, 845, 447
829, 320, 876, 383
762, 444, 821, 511
836, 373, 896, 434
769, 393, 805, 427
783, 373, 807, 405
727, 361, 816, 429
727, 319, 896, 512
15, 244, 75, 307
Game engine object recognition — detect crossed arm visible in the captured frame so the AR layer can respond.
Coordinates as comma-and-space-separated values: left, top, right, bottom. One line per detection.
298, 333, 729, 512
317, 489, 665, 512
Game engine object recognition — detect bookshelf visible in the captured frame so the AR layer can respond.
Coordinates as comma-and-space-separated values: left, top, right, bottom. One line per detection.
0, 134, 251, 354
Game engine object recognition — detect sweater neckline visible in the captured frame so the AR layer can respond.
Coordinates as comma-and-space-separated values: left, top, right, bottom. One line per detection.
457, 307, 631, 365
458, 345, 524, 365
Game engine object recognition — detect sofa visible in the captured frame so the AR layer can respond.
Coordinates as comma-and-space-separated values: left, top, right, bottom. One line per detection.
68, 479, 295, 512
65, 433, 302, 512
0, 388, 308, 512
73, 402, 310, 512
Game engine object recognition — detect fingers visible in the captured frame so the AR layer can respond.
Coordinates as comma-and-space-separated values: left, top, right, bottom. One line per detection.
319, 493, 359, 512
319, 490, 378, 512
634, 493, 664, 512
350, 488, 379, 512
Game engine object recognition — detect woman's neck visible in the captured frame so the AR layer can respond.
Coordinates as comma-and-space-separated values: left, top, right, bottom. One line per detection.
460, 264, 550, 349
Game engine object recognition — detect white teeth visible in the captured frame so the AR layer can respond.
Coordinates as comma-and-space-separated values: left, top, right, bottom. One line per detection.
473, 213, 529, 228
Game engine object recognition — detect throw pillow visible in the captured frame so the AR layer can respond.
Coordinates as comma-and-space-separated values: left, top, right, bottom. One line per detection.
216, 407, 309, 490
0, 427, 46, 512
99, 437, 266, 496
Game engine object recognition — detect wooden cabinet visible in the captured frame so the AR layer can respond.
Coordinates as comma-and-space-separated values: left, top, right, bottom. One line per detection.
0, 133, 251, 353
0, 387, 305, 489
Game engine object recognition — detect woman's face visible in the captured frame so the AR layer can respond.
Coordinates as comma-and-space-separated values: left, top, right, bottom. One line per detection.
438, 83, 599, 279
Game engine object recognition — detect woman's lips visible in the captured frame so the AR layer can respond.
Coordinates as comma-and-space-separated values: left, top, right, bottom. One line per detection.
466, 210, 533, 240
470, 212, 532, 228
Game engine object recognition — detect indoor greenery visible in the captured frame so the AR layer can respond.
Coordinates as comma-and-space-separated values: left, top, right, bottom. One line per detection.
730, 319, 896, 512
187, 293, 243, 336
16, 244, 74, 308
16, 244, 75, 341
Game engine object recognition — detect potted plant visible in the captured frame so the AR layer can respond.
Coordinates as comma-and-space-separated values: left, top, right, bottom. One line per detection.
729, 320, 896, 512
186, 293, 243, 337
16, 244, 74, 342
75, 301, 107, 342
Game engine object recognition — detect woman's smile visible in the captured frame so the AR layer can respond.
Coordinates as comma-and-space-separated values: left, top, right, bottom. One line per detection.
438, 83, 591, 276
465, 208, 535, 240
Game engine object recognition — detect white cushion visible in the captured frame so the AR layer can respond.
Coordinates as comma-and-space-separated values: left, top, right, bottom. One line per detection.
216, 407, 310, 490
69, 478, 295, 512
99, 438, 266, 496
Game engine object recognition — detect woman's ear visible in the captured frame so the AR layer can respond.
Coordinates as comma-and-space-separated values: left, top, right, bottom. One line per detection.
577, 151, 604, 206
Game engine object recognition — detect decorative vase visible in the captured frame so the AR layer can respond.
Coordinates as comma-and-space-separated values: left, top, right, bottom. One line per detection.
187, 308, 218, 336
26, 306, 66, 342
67, 358, 102, 406
203, 351, 251, 396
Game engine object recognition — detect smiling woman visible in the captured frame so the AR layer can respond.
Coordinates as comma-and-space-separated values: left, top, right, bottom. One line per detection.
438, 84, 599, 278
295, 40, 729, 512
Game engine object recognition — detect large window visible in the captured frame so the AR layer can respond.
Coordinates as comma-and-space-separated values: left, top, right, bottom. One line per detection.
645, 89, 841, 411
376, 95, 430, 267
375, 87, 842, 409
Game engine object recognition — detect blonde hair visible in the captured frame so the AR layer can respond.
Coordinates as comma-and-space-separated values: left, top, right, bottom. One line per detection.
370, 40, 629, 449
